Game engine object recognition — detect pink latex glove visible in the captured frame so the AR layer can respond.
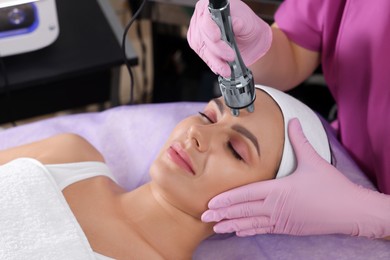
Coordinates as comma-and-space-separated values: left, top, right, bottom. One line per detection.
187, 0, 272, 77
202, 118, 390, 239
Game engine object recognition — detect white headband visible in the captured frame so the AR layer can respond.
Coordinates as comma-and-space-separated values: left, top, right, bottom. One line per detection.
255, 85, 331, 178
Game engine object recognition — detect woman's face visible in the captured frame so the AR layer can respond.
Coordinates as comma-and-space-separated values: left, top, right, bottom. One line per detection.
150, 89, 284, 218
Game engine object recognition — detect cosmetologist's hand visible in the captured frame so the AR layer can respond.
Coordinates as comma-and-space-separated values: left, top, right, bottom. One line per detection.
187, 0, 272, 77
202, 118, 390, 238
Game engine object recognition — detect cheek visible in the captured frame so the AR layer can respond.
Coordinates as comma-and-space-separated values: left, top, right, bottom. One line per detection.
199, 158, 274, 199
149, 157, 211, 218
157, 123, 188, 155
196, 160, 256, 202
260, 139, 284, 178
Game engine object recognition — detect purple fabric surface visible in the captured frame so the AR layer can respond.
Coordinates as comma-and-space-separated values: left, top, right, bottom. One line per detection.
0, 102, 389, 259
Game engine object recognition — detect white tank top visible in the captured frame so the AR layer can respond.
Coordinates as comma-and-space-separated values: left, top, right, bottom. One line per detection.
45, 161, 117, 190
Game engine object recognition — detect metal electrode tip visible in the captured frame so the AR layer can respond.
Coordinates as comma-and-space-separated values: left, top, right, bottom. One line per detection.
246, 103, 255, 113
231, 108, 240, 116
230, 103, 255, 116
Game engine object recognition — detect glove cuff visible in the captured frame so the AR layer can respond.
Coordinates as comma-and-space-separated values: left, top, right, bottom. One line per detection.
355, 189, 390, 239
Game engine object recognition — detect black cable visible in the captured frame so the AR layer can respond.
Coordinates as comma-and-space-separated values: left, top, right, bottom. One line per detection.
135, 15, 148, 103
121, 0, 147, 105
0, 55, 17, 127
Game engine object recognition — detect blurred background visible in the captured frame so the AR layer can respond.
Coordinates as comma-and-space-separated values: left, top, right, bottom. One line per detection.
0, 0, 336, 129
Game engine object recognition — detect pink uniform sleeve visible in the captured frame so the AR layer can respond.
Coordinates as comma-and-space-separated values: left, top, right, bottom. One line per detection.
274, 0, 339, 52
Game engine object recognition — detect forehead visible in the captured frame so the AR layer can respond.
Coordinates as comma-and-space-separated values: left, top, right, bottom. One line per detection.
213, 89, 282, 121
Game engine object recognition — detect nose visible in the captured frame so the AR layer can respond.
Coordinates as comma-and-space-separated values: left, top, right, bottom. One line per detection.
187, 124, 212, 152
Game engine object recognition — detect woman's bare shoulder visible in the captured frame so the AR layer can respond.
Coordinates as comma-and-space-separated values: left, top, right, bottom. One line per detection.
0, 133, 105, 165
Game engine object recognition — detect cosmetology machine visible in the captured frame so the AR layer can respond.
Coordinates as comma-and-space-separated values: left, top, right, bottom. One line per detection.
208, 0, 255, 116
0, 0, 59, 57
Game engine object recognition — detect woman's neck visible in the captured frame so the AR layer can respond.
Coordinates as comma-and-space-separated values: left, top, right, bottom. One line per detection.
118, 183, 214, 259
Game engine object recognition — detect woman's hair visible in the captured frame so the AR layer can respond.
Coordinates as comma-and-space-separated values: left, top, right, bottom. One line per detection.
255, 85, 332, 178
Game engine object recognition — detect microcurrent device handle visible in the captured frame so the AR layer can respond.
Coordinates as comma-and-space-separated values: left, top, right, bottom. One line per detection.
208, 0, 255, 116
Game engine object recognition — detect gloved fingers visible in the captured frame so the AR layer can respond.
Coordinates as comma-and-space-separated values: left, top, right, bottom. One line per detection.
202, 35, 235, 76
200, 14, 235, 64
231, 14, 273, 66
187, 0, 221, 51
191, 6, 223, 45
236, 227, 273, 237
187, 7, 234, 77
201, 14, 223, 43
201, 47, 231, 77
208, 181, 273, 209
213, 216, 272, 234
192, 0, 208, 19
231, 14, 264, 36
231, 16, 247, 36
288, 118, 322, 164
205, 37, 235, 60
202, 200, 268, 222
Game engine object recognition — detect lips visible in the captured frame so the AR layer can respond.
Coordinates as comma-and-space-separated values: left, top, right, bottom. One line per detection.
167, 143, 195, 175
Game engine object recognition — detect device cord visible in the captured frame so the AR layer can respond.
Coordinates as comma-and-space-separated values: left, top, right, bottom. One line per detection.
135, 14, 148, 103
121, 0, 147, 105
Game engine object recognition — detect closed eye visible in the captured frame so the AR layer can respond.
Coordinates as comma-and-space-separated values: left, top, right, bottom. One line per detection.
198, 112, 214, 123
228, 142, 243, 161
199, 111, 244, 161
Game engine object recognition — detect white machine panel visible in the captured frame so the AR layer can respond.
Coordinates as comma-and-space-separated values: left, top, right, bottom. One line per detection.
0, 0, 59, 57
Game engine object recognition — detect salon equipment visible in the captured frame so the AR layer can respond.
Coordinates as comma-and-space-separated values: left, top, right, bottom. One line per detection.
0, 102, 389, 259
0, 0, 138, 125
0, 0, 59, 57
208, 0, 255, 116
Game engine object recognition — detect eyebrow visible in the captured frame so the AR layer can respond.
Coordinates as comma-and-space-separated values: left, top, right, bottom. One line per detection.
211, 99, 260, 156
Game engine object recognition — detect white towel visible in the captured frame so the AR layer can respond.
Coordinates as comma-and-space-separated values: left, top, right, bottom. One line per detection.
0, 158, 96, 260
